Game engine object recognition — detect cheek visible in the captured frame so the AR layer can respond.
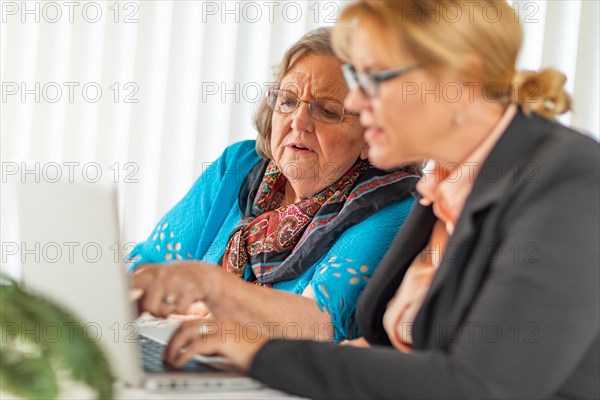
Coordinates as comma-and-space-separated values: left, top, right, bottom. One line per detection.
323, 129, 365, 167
328, 128, 362, 152
368, 98, 423, 163
381, 92, 431, 136
349, 135, 366, 157
270, 117, 289, 159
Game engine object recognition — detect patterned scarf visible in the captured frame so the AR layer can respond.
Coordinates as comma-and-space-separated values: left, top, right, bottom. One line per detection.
221, 159, 369, 284
220, 157, 418, 285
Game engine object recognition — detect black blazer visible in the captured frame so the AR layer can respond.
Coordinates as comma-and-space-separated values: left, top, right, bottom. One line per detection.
250, 110, 600, 399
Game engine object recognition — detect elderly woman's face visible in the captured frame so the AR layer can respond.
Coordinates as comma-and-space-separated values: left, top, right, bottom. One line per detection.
344, 28, 458, 170
270, 54, 366, 197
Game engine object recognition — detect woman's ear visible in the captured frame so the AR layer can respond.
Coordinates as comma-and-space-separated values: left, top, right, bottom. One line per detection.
360, 142, 369, 160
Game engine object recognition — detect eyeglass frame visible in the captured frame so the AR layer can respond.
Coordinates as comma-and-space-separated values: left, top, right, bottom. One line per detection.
342, 63, 422, 99
265, 88, 359, 124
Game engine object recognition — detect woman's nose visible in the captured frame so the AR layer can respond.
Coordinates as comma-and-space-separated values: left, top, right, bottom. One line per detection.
290, 102, 314, 133
344, 86, 368, 113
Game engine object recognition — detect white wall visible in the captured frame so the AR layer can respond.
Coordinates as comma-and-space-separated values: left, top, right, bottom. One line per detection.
2, 0, 598, 278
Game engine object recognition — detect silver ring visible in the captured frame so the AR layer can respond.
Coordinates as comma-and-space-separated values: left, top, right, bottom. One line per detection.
198, 324, 209, 335
163, 293, 176, 305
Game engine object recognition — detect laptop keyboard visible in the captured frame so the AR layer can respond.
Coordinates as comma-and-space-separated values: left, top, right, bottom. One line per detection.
139, 334, 218, 373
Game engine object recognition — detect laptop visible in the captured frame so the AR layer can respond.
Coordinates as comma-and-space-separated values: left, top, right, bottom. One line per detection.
15, 179, 261, 392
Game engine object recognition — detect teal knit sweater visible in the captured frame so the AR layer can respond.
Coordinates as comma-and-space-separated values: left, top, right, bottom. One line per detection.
130, 140, 415, 341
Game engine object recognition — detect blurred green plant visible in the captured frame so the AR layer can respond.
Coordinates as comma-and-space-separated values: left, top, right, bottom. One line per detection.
0, 276, 113, 399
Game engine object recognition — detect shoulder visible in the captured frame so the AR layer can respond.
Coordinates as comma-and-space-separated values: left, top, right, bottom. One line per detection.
484, 114, 599, 236
204, 140, 262, 183
221, 140, 262, 166
485, 111, 599, 195
335, 198, 416, 246
520, 113, 598, 169
521, 116, 599, 189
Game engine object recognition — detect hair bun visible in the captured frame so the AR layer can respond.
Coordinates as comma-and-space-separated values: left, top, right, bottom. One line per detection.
511, 68, 572, 118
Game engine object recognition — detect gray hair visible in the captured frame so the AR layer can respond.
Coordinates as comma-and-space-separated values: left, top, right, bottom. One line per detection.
253, 27, 335, 160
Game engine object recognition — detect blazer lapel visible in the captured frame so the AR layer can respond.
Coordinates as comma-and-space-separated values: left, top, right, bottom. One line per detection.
356, 201, 437, 345
412, 109, 550, 349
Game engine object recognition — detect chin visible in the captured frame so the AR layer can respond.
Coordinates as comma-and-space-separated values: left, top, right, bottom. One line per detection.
367, 147, 396, 170
369, 145, 418, 171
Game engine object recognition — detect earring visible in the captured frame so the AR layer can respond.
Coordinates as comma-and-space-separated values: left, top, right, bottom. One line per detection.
453, 109, 464, 125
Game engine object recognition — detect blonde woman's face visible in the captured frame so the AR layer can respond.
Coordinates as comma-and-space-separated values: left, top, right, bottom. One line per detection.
344, 28, 457, 170
270, 54, 366, 197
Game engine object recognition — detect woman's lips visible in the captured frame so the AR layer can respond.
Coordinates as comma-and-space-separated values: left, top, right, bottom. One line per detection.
365, 127, 384, 142
286, 144, 314, 154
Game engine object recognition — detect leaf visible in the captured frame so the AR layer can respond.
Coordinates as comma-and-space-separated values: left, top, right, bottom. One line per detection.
0, 277, 114, 399
0, 346, 59, 400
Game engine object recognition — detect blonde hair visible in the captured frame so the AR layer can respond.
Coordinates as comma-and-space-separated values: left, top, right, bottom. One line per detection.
253, 28, 336, 159
332, 0, 571, 118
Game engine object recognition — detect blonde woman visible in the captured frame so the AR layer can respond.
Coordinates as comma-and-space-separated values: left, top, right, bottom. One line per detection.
161, 2, 599, 399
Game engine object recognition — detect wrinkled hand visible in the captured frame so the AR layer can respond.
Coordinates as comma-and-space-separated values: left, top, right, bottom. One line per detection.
132, 261, 216, 318
167, 302, 214, 321
186, 301, 212, 318
163, 319, 269, 373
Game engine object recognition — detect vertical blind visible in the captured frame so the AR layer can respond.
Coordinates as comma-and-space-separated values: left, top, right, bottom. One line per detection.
2, 0, 598, 278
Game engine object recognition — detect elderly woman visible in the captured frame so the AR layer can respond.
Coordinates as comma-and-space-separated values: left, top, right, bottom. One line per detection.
131, 28, 419, 342
161, 1, 599, 399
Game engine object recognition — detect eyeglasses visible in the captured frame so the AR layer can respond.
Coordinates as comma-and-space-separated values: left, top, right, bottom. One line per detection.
342, 63, 421, 99
266, 89, 359, 124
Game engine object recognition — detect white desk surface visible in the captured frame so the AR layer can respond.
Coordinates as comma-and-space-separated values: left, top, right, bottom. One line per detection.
116, 387, 299, 399
2, 384, 301, 399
